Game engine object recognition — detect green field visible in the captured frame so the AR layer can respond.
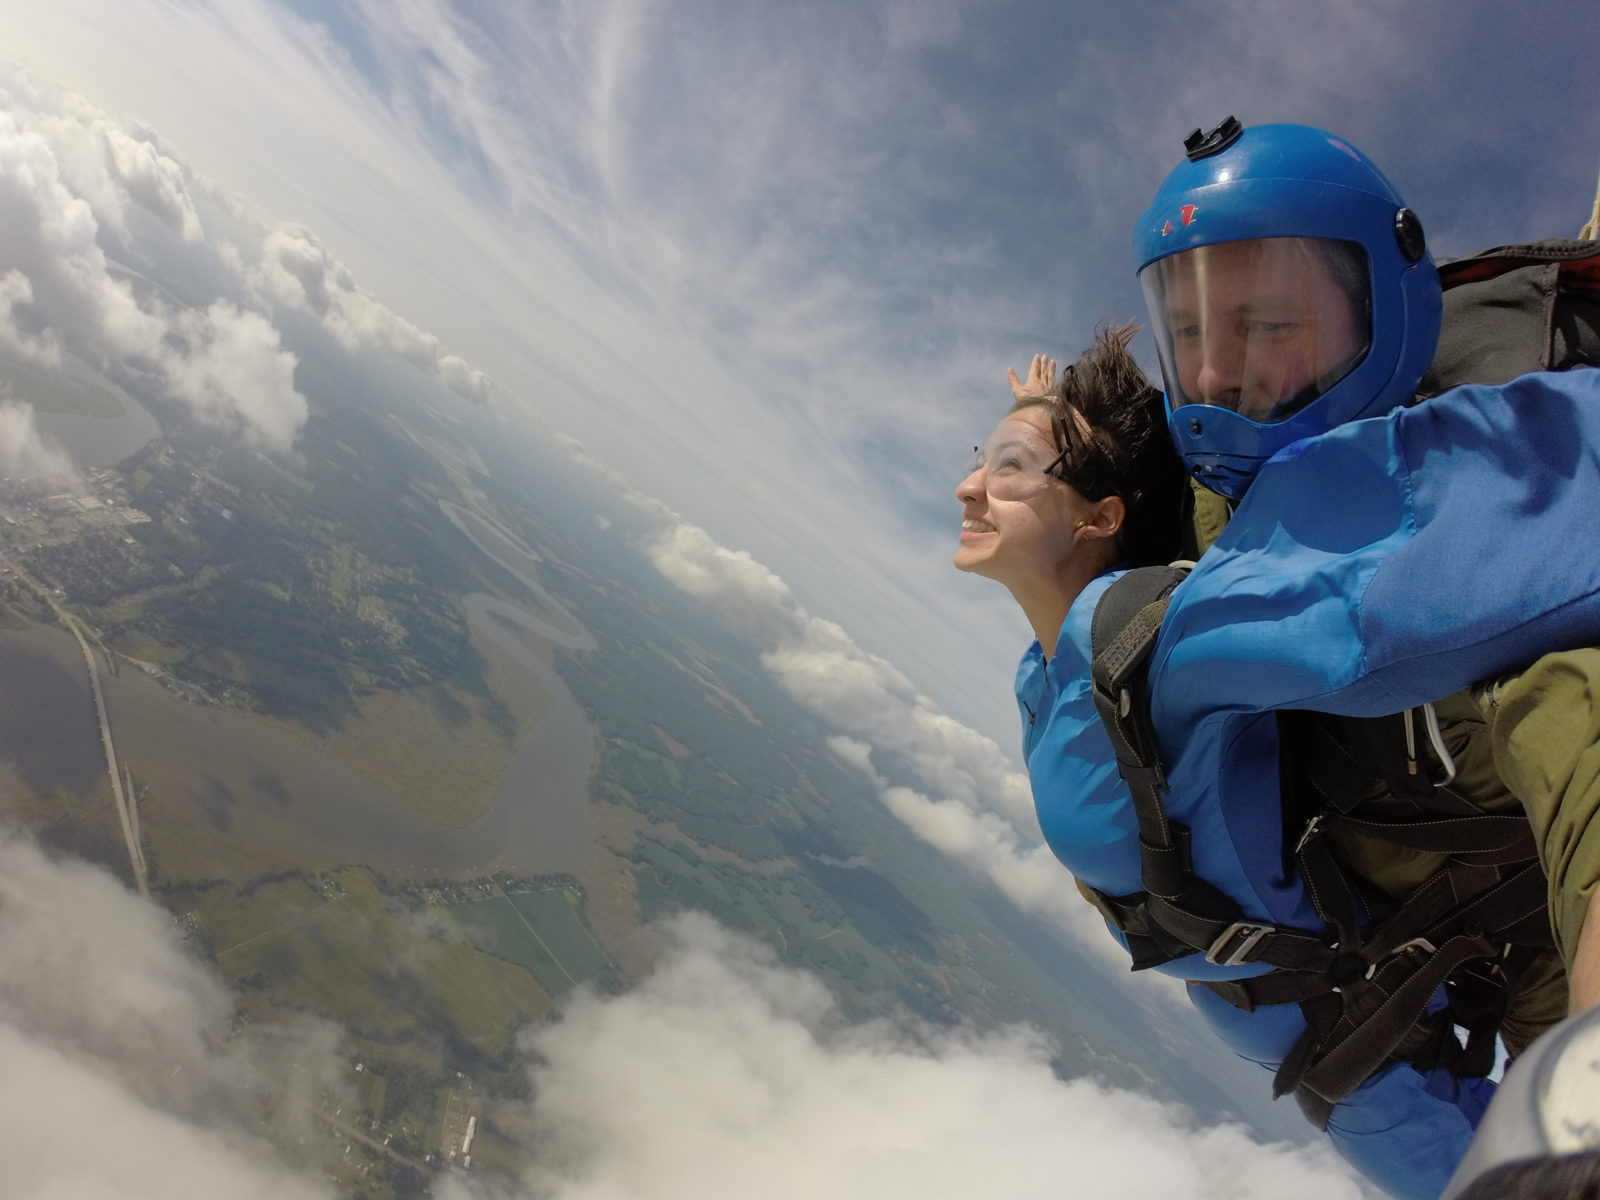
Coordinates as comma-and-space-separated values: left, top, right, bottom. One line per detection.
448, 887, 614, 995
191, 868, 552, 1056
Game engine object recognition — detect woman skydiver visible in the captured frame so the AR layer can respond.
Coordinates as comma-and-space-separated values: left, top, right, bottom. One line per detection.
955, 324, 1501, 1200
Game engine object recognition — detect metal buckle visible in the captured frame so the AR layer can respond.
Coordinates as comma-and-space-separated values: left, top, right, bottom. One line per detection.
1206, 921, 1274, 966
1293, 814, 1324, 855
1362, 937, 1437, 980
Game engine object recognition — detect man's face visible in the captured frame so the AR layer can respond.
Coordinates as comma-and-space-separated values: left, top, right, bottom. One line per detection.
1153, 238, 1366, 422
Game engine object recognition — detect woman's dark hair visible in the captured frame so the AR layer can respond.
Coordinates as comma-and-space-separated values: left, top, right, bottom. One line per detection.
1009, 322, 1188, 568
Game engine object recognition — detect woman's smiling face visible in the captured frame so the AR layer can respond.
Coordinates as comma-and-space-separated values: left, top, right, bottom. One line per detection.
953, 406, 1094, 589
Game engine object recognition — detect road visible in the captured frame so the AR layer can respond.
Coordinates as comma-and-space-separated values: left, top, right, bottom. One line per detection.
0, 549, 147, 895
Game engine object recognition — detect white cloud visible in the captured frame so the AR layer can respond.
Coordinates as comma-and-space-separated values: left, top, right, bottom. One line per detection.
826, 734, 878, 778
645, 519, 1077, 936
0, 267, 61, 365
492, 913, 1362, 1200
0, 843, 1361, 1200
0, 398, 77, 481
0, 76, 310, 452
163, 301, 307, 450
252, 222, 495, 404
0, 1027, 334, 1200
0, 65, 503, 465
649, 520, 804, 643
99, 118, 204, 242
0, 833, 342, 1198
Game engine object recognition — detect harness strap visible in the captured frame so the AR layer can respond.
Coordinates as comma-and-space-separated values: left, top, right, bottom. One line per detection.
1142, 894, 1337, 973
1329, 810, 1537, 863
1090, 571, 1188, 870
1200, 859, 1550, 1012
1291, 932, 1499, 1116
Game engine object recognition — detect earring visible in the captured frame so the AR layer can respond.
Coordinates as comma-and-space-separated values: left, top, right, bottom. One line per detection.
1074, 519, 1088, 531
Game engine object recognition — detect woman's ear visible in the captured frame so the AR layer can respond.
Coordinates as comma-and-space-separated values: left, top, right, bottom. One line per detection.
1079, 496, 1125, 541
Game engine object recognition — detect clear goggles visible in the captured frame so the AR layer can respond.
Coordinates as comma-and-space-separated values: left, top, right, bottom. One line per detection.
968, 416, 1070, 501
1139, 237, 1372, 424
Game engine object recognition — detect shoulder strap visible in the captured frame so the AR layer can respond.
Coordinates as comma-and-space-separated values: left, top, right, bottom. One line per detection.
1086, 566, 1325, 969
1090, 565, 1191, 899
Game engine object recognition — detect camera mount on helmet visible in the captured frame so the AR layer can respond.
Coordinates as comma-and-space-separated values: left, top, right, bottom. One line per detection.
1184, 116, 1243, 162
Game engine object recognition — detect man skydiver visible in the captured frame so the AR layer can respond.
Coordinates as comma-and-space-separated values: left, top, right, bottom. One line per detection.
1118, 119, 1599, 1193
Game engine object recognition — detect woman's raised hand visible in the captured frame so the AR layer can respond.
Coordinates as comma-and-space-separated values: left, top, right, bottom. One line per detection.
1007, 353, 1058, 400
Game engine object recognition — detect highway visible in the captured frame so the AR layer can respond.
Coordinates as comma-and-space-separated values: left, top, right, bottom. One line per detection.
1, 549, 147, 895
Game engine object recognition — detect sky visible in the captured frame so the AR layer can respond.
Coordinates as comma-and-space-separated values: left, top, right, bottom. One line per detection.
5, 0, 1596, 754
1, 1, 1598, 1194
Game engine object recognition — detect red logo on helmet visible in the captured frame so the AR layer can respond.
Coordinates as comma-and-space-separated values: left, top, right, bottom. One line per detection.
1160, 219, 1173, 236
1180, 204, 1197, 226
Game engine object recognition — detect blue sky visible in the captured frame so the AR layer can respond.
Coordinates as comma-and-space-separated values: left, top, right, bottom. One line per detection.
4, 0, 1595, 752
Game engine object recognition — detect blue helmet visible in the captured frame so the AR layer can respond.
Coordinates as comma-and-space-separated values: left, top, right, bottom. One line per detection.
1133, 118, 1442, 499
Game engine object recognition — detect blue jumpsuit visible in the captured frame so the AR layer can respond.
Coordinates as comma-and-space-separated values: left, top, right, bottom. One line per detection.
1021, 370, 1600, 1199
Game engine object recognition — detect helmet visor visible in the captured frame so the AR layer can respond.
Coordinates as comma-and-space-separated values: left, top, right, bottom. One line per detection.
1140, 237, 1372, 424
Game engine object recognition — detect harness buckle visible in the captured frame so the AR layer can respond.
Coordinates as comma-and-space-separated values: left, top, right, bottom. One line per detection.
1206, 921, 1275, 966
1394, 936, 1437, 959
1383, 937, 1437, 978
1293, 814, 1325, 855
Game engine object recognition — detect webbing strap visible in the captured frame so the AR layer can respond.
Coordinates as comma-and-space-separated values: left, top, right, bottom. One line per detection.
1090, 567, 1190, 887
1143, 893, 1336, 973
1295, 932, 1499, 1110
1201, 860, 1549, 1012
1331, 811, 1536, 864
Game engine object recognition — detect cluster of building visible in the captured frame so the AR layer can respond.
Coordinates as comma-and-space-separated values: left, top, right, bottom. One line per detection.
0, 468, 149, 551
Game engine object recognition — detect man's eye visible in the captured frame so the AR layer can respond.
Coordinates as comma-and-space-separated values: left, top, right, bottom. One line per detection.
995, 457, 1023, 472
1250, 319, 1296, 335
1172, 323, 1201, 341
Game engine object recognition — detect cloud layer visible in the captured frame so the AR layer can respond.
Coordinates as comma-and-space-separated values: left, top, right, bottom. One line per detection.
0, 839, 1361, 1200
644, 515, 1143, 972
476, 914, 1364, 1200
0, 90, 306, 452
0, 833, 342, 1199
0, 399, 75, 480
0, 66, 505, 473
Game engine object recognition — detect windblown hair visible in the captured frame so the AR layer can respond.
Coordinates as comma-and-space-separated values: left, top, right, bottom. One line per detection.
1010, 322, 1187, 568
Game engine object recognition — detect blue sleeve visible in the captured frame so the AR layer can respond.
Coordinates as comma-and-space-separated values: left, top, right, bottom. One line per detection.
1152, 370, 1600, 724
